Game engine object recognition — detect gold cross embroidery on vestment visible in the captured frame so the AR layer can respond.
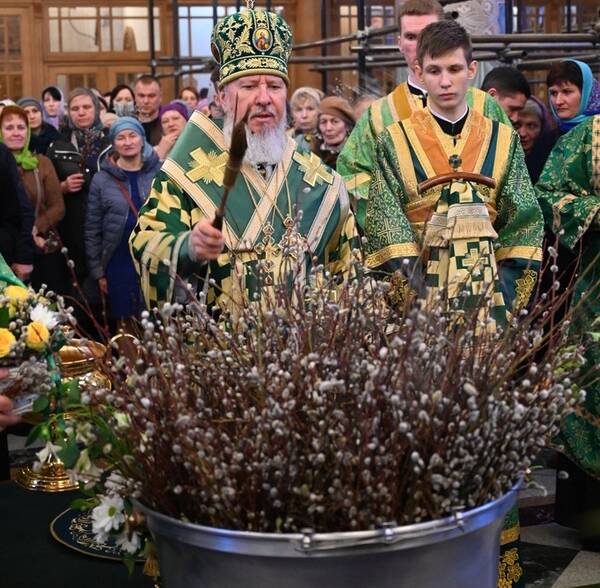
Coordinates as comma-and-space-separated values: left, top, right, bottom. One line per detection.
186, 148, 228, 186
293, 152, 334, 187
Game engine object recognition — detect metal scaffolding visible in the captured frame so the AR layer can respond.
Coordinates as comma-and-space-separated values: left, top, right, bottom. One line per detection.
148, 0, 600, 89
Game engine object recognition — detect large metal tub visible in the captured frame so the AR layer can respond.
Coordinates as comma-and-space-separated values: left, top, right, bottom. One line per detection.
137, 487, 517, 588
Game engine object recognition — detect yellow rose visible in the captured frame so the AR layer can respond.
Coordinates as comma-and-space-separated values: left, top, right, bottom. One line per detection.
0, 328, 16, 358
3, 285, 30, 305
26, 321, 50, 352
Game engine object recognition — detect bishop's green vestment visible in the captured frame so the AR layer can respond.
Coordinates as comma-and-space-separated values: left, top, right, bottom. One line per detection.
337, 83, 512, 232
536, 115, 600, 482
130, 112, 359, 311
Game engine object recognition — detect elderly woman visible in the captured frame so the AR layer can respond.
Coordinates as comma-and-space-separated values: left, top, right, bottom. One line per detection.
17, 97, 65, 156
45, 88, 109, 298
290, 86, 322, 151
513, 97, 553, 184
85, 117, 160, 328
536, 114, 600, 550
0, 105, 64, 291
312, 96, 355, 169
154, 101, 189, 161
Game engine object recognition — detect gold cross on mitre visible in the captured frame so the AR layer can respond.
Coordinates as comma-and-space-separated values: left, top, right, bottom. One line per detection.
293, 152, 334, 187
185, 147, 228, 186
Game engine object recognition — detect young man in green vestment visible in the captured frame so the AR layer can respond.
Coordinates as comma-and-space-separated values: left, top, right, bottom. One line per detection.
337, 0, 512, 232
365, 20, 544, 587
536, 115, 600, 549
130, 7, 358, 312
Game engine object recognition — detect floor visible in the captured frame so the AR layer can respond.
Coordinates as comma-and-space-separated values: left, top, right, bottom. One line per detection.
7, 435, 600, 587
507, 467, 600, 588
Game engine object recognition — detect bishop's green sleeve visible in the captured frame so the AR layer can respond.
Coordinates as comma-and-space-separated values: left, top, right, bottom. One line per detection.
494, 132, 544, 309
536, 118, 599, 251
129, 170, 204, 308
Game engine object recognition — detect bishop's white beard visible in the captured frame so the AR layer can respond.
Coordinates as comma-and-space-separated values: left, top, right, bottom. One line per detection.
223, 113, 288, 166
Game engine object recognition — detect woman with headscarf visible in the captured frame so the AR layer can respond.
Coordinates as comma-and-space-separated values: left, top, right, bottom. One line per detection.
0, 106, 65, 292
535, 60, 600, 322
536, 113, 600, 551
46, 87, 109, 293
41, 86, 66, 131
85, 117, 160, 329
539, 58, 600, 162
154, 101, 190, 161
311, 96, 356, 170
514, 97, 553, 184
17, 97, 65, 156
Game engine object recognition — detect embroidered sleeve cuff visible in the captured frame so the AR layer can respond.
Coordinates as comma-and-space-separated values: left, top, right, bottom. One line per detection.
494, 246, 543, 263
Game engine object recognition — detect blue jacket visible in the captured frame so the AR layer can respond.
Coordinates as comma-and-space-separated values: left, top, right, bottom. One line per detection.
85, 150, 160, 280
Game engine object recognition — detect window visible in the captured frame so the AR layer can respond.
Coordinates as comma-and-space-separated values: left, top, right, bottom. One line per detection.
0, 16, 23, 99
48, 6, 161, 53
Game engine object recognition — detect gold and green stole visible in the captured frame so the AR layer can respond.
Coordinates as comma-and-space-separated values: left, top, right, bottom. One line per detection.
389, 109, 515, 326
340, 84, 511, 231
158, 112, 351, 312
369, 84, 506, 136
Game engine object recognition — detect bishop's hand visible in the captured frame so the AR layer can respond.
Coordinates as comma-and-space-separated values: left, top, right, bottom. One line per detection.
190, 218, 225, 262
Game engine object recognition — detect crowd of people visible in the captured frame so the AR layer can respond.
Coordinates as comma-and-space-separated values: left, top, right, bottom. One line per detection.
1, 0, 600, 581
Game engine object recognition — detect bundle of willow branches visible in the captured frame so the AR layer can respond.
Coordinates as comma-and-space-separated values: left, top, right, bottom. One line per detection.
89, 260, 582, 533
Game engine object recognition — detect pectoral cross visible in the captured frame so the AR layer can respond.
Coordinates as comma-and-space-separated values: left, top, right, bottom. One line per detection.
255, 223, 281, 285
279, 216, 309, 260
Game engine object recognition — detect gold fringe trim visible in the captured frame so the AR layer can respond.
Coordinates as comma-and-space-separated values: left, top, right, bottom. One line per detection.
495, 246, 543, 262
500, 525, 520, 546
143, 556, 161, 578
365, 243, 420, 268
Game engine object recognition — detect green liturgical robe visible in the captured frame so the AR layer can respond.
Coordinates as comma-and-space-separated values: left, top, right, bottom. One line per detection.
365, 108, 540, 588
130, 112, 359, 311
364, 108, 543, 317
0, 254, 24, 288
536, 115, 600, 481
338, 83, 512, 231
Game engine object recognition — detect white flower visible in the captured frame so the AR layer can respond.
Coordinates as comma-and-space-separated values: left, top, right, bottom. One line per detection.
71, 448, 103, 481
115, 529, 142, 554
91, 494, 126, 536
30, 304, 58, 329
34, 441, 62, 468
75, 422, 97, 444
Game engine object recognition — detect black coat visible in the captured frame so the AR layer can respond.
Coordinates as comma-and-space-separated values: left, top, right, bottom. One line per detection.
0, 144, 34, 265
46, 132, 109, 280
29, 122, 66, 156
